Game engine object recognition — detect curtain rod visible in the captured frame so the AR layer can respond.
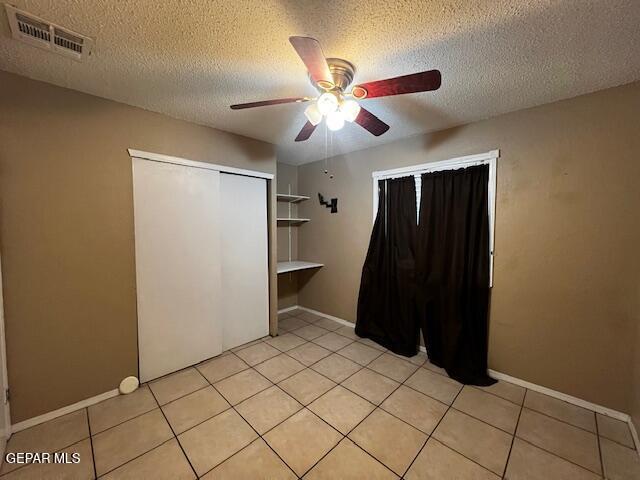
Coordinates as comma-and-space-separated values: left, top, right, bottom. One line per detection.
372, 150, 499, 180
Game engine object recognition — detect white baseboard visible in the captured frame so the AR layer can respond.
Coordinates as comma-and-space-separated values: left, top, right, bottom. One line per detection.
294, 306, 355, 329
284, 304, 639, 455
11, 388, 119, 434
487, 369, 639, 456
486, 369, 628, 422
277, 305, 299, 314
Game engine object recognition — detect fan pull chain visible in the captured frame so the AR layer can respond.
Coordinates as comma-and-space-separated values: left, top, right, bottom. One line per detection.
324, 121, 328, 175
329, 131, 334, 179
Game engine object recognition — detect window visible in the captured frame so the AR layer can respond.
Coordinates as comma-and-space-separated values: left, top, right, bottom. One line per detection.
372, 150, 499, 286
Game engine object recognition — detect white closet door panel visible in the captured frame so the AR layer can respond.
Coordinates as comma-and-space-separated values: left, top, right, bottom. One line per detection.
220, 174, 269, 350
133, 159, 222, 382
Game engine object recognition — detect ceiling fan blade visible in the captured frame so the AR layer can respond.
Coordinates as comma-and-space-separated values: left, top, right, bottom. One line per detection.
352, 70, 441, 99
289, 36, 334, 89
294, 121, 317, 142
355, 108, 390, 136
230, 97, 309, 110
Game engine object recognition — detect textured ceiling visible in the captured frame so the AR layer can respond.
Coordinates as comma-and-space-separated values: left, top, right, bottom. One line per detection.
1, 1, 639, 165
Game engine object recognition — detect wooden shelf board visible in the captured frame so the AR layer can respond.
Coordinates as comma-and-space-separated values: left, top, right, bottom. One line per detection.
277, 261, 324, 274
277, 194, 310, 203
277, 218, 310, 226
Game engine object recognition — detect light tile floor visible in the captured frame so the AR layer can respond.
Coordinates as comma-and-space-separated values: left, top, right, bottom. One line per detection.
2, 309, 639, 479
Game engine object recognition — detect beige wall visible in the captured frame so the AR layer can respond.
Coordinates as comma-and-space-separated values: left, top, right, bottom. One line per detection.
296, 82, 640, 414
276, 162, 300, 309
0, 70, 277, 423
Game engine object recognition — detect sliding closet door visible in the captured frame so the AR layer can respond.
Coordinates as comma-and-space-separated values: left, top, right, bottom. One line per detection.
220, 173, 269, 350
133, 159, 223, 382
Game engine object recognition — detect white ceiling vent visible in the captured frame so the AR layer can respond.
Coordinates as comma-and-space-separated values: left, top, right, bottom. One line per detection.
4, 4, 93, 61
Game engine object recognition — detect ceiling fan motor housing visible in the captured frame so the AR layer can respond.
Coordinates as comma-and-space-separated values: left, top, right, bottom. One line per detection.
310, 58, 356, 92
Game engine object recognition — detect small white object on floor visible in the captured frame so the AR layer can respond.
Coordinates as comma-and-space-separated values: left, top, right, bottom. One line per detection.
119, 376, 139, 394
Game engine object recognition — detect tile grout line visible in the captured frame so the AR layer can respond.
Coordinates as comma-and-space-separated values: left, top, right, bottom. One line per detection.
596, 431, 638, 451
298, 366, 406, 478
97, 437, 177, 478
293, 355, 455, 440
198, 356, 302, 475
400, 380, 467, 478
281, 346, 383, 388
280, 407, 345, 477
520, 405, 600, 436
421, 361, 531, 408
273, 340, 462, 439
421, 387, 605, 475
446, 401, 521, 437
419, 378, 605, 442
85, 407, 98, 480
146, 385, 199, 479
515, 436, 606, 478
594, 411, 605, 478
152, 383, 210, 409
265, 381, 363, 478
297, 408, 381, 478
509, 396, 606, 477
168, 366, 297, 439
404, 383, 524, 479
347, 439, 401, 478
228, 335, 276, 354
500, 388, 526, 479
203, 373, 301, 479
232, 406, 300, 479
152, 405, 233, 442
90, 405, 158, 438
88, 387, 159, 437
131, 391, 265, 467
222, 329, 398, 477
426, 419, 507, 477
199, 436, 295, 479
468, 383, 525, 407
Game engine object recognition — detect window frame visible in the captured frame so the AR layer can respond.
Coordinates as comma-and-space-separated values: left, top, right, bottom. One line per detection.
371, 149, 499, 286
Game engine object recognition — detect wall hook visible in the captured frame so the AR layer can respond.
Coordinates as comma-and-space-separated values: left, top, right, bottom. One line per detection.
318, 193, 338, 213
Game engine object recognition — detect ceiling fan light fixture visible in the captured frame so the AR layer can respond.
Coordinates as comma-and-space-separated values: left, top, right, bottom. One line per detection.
326, 110, 345, 131
230, 36, 441, 142
304, 103, 323, 126
340, 99, 361, 122
316, 92, 339, 115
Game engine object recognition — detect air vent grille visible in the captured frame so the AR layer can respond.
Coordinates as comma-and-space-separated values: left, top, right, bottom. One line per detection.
5, 5, 93, 61
54, 28, 84, 53
16, 13, 51, 41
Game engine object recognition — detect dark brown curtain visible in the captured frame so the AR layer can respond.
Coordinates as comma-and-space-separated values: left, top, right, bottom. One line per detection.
356, 176, 419, 356
417, 165, 495, 385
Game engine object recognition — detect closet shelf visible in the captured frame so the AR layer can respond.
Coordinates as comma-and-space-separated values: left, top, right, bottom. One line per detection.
277, 261, 324, 274
277, 193, 310, 203
277, 218, 310, 226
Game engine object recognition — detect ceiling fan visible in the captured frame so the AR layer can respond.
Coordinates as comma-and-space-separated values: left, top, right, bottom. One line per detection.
230, 36, 441, 142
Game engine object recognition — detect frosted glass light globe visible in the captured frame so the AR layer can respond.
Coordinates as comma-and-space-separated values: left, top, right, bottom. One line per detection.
316, 92, 339, 115
304, 103, 322, 126
340, 99, 361, 122
326, 110, 345, 131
